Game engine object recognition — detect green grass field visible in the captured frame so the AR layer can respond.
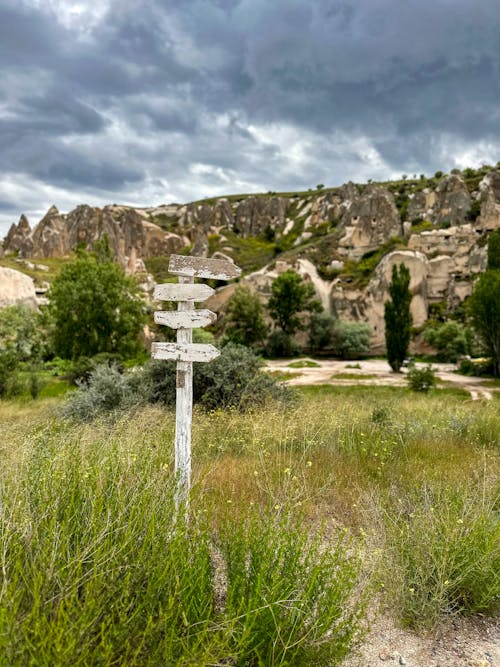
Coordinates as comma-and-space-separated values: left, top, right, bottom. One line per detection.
0, 386, 498, 665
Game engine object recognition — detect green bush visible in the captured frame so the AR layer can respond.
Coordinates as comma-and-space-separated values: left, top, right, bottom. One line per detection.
265, 330, 302, 358
424, 321, 472, 362
62, 363, 146, 421
218, 510, 369, 664
0, 349, 18, 398
332, 321, 372, 359
407, 364, 436, 392
63, 345, 293, 420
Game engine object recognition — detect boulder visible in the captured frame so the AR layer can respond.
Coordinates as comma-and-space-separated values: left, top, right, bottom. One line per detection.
0, 267, 37, 308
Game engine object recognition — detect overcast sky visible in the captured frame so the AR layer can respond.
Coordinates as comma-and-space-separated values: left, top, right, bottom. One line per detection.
1, 0, 500, 237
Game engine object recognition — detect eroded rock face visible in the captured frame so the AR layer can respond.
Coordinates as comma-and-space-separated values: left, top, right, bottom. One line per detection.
408, 224, 487, 276
4, 215, 33, 256
407, 174, 471, 225
234, 196, 289, 237
331, 250, 429, 350
0, 267, 37, 308
338, 185, 402, 260
31, 206, 68, 258
477, 171, 500, 231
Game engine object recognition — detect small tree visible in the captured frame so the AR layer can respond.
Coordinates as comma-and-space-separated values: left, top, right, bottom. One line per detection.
224, 286, 267, 348
48, 243, 145, 360
407, 363, 436, 392
384, 263, 412, 372
268, 270, 322, 336
309, 312, 336, 352
469, 269, 500, 376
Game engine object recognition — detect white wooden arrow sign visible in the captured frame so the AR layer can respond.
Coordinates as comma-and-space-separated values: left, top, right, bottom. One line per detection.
152, 254, 241, 513
151, 342, 220, 362
154, 283, 214, 302
154, 309, 217, 329
169, 253, 241, 281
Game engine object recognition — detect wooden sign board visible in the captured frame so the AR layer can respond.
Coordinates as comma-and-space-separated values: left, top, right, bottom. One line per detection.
151, 342, 220, 363
154, 283, 215, 302
154, 309, 217, 329
169, 254, 241, 281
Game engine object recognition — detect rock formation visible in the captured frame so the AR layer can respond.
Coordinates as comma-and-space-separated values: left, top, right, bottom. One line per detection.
338, 185, 402, 260
2, 168, 500, 355
407, 174, 471, 225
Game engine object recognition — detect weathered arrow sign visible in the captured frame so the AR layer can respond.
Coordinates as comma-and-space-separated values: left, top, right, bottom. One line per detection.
154, 309, 217, 329
169, 253, 241, 281
154, 283, 215, 302
152, 254, 241, 514
151, 342, 220, 363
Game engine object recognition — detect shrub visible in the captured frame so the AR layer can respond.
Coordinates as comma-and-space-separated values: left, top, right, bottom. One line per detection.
63, 345, 293, 419
424, 321, 471, 362
62, 363, 145, 421
218, 509, 369, 664
381, 484, 500, 629
407, 364, 436, 392
145, 343, 292, 410
265, 330, 302, 358
0, 349, 18, 398
332, 321, 372, 359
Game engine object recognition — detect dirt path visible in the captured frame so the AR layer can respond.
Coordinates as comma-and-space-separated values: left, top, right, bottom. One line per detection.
343, 614, 500, 667
266, 359, 496, 400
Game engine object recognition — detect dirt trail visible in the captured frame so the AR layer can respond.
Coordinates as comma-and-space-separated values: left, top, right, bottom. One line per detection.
266, 359, 497, 400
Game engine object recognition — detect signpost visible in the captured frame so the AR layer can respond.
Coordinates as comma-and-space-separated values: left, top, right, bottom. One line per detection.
153, 254, 241, 510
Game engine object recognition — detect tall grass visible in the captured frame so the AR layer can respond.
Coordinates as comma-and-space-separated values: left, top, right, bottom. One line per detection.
0, 384, 499, 658
377, 482, 500, 629
0, 410, 369, 666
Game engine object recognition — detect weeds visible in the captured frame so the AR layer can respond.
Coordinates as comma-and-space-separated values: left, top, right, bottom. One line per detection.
378, 483, 500, 629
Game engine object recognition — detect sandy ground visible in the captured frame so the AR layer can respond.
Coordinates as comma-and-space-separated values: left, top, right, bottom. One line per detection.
265, 358, 496, 400
342, 614, 499, 667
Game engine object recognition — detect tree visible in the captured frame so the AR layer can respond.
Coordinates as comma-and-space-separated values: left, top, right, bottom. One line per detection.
47, 245, 145, 360
224, 285, 267, 348
268, 270, 322, 336
487, 228, 500, 270
469, 270, 500, 376
384, 263, 412, 372
308, 312, 336, 352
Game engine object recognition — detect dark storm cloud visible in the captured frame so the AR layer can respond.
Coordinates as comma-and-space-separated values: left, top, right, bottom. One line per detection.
1, 0, 500, 234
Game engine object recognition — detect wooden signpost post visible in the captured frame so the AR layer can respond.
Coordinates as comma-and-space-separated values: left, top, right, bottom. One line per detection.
152, 254, 241, 509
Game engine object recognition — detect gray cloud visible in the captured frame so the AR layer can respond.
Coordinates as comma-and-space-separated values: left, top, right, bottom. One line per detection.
1, 0, 500, 235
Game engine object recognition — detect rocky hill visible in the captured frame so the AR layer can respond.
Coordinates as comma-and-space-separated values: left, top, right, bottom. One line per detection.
2, 166, 500, 352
